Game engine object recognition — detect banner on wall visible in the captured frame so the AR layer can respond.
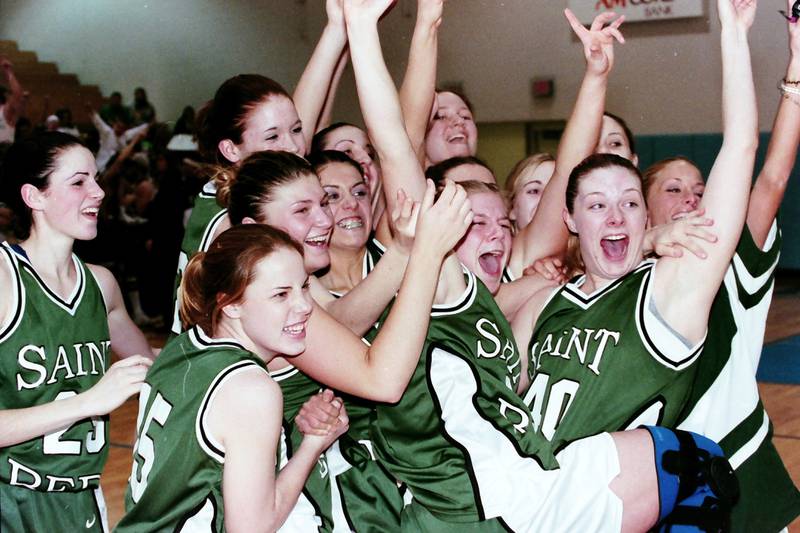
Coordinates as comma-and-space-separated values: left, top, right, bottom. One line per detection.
567, 0, 704, 23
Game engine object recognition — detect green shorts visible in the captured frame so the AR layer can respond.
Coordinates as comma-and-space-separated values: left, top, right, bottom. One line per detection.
0, 482, 106, 533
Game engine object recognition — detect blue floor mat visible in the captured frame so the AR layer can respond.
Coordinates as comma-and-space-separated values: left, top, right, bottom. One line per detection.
757, 335, 800, 384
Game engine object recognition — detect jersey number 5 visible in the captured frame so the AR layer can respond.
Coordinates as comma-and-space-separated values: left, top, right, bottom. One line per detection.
129, 383, 173, 503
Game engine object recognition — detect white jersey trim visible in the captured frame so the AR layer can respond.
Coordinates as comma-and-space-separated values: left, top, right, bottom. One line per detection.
0, 244, 25, 343
196, 360, 270, 464
561, 260, 653, 310
731, 223, 780, 296
199, 208, 229, 253
269, 363, 300, 382
635, 264, 704, 370
200, 180, 218, 198
729, 410, 770, 470
431, 267, 477, 317
10, 247, 86, 316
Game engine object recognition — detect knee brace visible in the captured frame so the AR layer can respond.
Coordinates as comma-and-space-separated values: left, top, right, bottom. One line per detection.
645, 426, 739, 533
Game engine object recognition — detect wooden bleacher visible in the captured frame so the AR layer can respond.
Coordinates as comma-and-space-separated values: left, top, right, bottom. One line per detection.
0, 40, 105, 126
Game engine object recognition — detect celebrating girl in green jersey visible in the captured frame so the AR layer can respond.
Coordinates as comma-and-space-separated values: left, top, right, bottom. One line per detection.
0, 132, 154, 532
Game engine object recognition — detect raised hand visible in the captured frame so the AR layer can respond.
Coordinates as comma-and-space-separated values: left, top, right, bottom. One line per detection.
645, 208, 717, 259
787, 0, 800, 56
564, 9, 625, 76
717, 0, 756, 31
0, 57, 12, 72
82, 355, 152, 416
524, 256, 569, 284
414, 179, 473, 256
343, 0, 397, 27
391, 188, 419, 254
417, 0, 445, 28
326, 0, 345, 30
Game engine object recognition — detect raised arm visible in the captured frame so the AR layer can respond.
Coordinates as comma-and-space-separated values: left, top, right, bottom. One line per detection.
399, 0, 444, 163
293, 0, 348, 151
654, 0, 758, 343
293, 180, 472, 402
315, 49, 349, 133
1, 58, 24, 126
747, 0, 800, 247
310, 190, 415, 336
346, 0, 428, 209
508, 10, 624, 276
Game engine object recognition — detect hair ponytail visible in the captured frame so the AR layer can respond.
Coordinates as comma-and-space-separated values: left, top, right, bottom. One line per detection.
178, 224, 303, 335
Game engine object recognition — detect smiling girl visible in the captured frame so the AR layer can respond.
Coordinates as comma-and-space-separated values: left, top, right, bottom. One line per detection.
0, 132, 153, 532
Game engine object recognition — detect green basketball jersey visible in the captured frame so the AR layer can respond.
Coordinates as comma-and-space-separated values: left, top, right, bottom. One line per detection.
170, 181, 228, 334
524, 260, 701, 456
117, 327, 279, 532
0, 243, 110, 494
269, 364, 333, 532
676, 222, 800, 532
372, 268, 557, 525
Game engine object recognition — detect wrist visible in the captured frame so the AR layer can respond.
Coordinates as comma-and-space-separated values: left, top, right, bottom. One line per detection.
786, 58, 800, 80
324, 21, 347, 41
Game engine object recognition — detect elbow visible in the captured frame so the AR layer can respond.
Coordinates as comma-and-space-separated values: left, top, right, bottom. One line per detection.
377, 382, 406, 404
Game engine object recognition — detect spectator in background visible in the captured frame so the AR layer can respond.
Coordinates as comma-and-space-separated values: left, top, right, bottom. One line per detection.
0, 58, 24, 143
173, 105, 195, 135
44, 114, 59, 132
88, 102, 149, 172
133, 87, 156, 124
100, 91, 132, 125
56, 107, 80, 137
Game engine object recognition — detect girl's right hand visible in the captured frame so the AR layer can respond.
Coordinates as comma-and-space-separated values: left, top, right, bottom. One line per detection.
414, 179, 473, 257
564, 9, 625, 76
301, 394, 349, 453
82, 355, 152, 416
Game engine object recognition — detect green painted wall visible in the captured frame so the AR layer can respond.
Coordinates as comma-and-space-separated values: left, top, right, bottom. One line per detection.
476, 122, 527, 187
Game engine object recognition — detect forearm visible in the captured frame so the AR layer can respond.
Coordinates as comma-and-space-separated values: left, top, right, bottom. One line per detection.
512, 73, 608, 273
348, 15, 426, 205
323, 245, 409, 336
316, 49, 349, 133
0, 395, 93, 448
747, 55, 800, 246
294, 23, 348, 150
400, 19, 439, 161
365, 243, 444, 402
268, 441, 324, 531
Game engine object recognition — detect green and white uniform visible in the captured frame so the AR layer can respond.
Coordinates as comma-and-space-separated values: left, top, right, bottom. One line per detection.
524, 259, 702, 455
326, 237, 407, 532
170, 181, 228, 334
269, 364, 333, 532
116, 326, 321, 532
372, 268, 624, 532
0, 243, 111, 532
676, 223, 800, 532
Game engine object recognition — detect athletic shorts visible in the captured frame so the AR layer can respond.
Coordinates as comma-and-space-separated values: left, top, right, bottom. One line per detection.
401, 432, 623, 532
0, 482, 108, 533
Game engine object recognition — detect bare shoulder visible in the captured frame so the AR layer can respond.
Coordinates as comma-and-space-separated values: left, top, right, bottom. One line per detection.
0, 247, 13, 326
512, 282, 560, 331
86, 263, 119, 311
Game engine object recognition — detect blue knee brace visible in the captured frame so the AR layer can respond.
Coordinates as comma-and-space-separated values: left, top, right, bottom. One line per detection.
645, 426, 739, 533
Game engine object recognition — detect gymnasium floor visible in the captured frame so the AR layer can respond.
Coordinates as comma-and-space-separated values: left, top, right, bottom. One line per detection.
101, 274, 800, 530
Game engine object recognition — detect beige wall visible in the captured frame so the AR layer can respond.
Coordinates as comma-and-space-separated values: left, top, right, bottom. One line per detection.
0, 1, 790, 134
